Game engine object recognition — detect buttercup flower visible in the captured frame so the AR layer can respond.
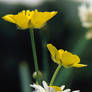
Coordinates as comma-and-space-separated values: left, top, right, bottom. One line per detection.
47, 44, 87, 68
30, 81, 80, 92
2, 9, 57, 29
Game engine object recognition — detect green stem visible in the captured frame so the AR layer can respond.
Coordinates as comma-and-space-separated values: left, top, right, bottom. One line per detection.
49, 64, 62, 86
29, 28, 40, 84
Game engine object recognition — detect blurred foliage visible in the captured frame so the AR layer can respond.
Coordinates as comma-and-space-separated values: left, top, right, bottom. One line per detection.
0, 0, 91, 92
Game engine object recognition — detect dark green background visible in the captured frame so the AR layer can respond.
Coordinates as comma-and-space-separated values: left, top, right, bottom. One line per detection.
0, 0, 90, 92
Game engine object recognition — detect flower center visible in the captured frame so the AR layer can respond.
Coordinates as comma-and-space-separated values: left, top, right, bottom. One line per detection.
49, 86, 62, 92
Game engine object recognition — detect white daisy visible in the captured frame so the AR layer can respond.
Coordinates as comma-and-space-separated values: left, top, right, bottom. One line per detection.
30, 81, 80, 92
0, 0, 45, 7
85, 30, 92, 40
78, 3, 92, 28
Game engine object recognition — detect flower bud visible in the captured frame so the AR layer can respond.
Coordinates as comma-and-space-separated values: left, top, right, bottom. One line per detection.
33, 71, 43, 80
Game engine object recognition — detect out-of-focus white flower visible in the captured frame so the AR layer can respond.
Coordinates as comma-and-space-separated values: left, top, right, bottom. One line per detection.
86, 30, 92, 40
0, 0, 45, 7
78, 3, 92, 28
68, 0, 82, 2
30, 81, 80, 92
71, 0, 92, 3
19, 0, 44, 7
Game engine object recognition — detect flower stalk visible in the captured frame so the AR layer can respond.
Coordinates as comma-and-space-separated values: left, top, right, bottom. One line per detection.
29, 28, 40, 84
49, 64, 62, 86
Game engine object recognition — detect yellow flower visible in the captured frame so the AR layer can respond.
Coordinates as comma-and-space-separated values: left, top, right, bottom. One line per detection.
47, 44, 87, 68
2, 9, 57, 29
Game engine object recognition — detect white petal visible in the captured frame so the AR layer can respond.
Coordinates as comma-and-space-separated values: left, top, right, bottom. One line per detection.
72, 90, 80, 92
63, 89, 71, 92
37, 85, 46, 92
42, 81, 48, 88
30, 84, 39, 89
30, 84, 45, 92
61, 85, 65, 90
42, 81, 49, 92
49, 87, 55, 92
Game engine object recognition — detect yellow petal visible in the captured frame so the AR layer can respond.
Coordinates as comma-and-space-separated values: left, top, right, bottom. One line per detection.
58, 49, 64, 60
51, 56, 61, 64
26, 10, 31, 16
62, 51, 80, 67
55, 49, 64, 64
73, 54, 80, 64
47, 44, 61, 64
47, 44, 58, 57
72, 64, 88, 68
2, 14, 16, 23
12, 10, 31, 29
30, 10, 58, 28
34, 9, 38, 12
2, 10, 31, 29
21, 10, 26, 15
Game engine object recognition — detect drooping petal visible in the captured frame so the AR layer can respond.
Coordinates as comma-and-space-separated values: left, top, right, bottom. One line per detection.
2, 14, 16, 23
2, 10, 31, 29
72, 63, 88, 68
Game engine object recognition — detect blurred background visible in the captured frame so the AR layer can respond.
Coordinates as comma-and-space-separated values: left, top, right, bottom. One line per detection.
0, 0, 90, 92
